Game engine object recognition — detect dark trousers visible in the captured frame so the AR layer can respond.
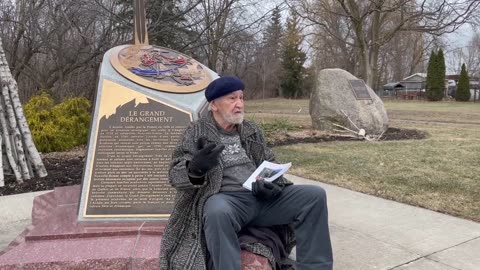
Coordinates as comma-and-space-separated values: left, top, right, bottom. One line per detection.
203, 185, 333, 270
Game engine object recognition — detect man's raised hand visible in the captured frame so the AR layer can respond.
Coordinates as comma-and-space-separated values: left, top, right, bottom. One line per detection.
188, 136, 225, 178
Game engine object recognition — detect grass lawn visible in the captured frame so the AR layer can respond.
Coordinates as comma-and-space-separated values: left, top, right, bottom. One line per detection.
246, 99, 480, 222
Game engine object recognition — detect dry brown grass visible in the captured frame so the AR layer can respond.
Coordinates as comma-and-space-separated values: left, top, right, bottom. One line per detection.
246, 98, 480, 222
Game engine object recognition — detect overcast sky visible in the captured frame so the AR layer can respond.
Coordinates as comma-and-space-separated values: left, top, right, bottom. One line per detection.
444, 24, 476, 74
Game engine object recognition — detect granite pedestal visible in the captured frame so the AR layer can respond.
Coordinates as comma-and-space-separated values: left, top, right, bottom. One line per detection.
0, 186, 271, 269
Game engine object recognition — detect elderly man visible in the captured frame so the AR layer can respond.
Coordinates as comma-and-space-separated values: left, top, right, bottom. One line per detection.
159, 76, 333, 270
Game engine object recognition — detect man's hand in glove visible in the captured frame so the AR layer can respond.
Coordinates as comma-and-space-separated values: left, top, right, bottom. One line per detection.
252, 179, 282, 201
188, 136, 225, 183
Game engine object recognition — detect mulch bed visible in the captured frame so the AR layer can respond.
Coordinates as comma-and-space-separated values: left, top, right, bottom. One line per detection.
0, 127, 427, 196
269, 127, 428, 146
1, 147, 86, 196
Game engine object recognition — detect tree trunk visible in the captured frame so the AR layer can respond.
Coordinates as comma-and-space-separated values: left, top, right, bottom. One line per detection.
0, 130, 3, 186
0, 93, 22, 182
0, 36, 47, 186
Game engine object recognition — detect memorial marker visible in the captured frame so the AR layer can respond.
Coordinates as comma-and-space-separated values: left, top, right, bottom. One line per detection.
78, 0, 216, 221
349, 79, 372, 100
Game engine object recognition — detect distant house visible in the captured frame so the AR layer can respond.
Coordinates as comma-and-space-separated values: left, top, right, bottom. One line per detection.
400, 73, 427, 90
471, 82, 480, 102
445, 74, 479, 89
447, 80, 456, 97
471, 81, 480, 90
382, 82, 405, 98
383, 82, 405, 91
387, 72, 479, 100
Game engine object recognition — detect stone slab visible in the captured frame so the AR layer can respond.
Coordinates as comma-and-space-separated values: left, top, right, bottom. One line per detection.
131, 235, 162, 269
0, 185, 272, 269
31, 191, 57, 225
0, 235, 137, 265
27, 207, 165, 241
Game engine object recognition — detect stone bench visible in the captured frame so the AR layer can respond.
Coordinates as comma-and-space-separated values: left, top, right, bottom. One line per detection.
0, 186, 272, 269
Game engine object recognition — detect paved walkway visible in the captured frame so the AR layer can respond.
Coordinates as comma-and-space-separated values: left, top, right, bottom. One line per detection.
0, 176, 479, 270
0, 190, 50, 251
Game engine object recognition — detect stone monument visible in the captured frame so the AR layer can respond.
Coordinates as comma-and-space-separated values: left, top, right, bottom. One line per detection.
310, 68, 388, 135
77, 6, 213, 221
0, 1, 271, 268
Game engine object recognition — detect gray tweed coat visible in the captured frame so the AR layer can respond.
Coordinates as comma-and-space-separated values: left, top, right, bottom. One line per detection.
159, 112, 295, 270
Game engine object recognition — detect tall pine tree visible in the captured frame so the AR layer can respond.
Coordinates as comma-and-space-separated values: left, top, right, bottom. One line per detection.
456, 63, 471, 101
264, 7, 282, 58
116, 0, 187, 49
426, 49, 445, 101
280, 9, 306, 98
261, 6, 283, 97
437, 49, 446, 99
426, 50, 436, 100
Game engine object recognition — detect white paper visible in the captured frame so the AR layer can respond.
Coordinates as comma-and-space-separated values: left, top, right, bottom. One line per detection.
242, 161, 292, 191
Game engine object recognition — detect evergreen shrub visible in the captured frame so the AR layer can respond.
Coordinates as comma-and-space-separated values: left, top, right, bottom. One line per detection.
24, 92, 91, 152
426, 49, 446, 101
455, 64, 471, 102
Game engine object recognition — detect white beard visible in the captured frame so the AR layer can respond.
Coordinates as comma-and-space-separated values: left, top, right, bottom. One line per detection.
222, 111, 244, 124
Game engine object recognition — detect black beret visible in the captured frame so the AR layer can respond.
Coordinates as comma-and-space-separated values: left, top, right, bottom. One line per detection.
205, 76, 245, 102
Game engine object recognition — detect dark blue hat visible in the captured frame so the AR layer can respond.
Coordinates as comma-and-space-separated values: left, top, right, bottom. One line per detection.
205, 76, 245, 102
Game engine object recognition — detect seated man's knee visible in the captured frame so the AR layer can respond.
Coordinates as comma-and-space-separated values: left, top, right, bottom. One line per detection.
203, 197, 233, 224
313, 185, 327, 199
300, 185, 327, 204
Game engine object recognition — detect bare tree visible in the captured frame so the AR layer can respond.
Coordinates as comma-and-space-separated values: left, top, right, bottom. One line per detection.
293, 0, 480, 88
306, 2, 358, 75
447, 30, 480, 77
183, 0, 273, 72
0, 36, 47, 186
0, 0, 284, 103
0, 0, 130, 102
375, 30, 439, 88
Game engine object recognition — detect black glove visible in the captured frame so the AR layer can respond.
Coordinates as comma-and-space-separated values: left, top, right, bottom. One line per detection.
188, 136, 225, 179
252, 180, 282, 201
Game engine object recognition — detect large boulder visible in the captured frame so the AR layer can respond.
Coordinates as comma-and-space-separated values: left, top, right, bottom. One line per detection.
310, 68, 388, 135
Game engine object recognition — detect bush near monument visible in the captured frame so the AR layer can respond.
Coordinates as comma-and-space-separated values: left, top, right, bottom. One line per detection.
24, 92, 91, 153
455, 63, 471, 102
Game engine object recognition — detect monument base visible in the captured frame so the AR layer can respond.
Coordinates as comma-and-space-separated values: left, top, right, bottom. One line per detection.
0, 186, 271, 269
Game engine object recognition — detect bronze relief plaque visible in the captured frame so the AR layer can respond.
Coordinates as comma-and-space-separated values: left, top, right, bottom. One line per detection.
349, 80, 372, 100
110, 45, 210, 93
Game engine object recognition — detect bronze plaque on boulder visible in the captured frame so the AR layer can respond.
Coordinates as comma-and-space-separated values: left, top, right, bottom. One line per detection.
80, 79, 192, 219
349, 80, 372, 100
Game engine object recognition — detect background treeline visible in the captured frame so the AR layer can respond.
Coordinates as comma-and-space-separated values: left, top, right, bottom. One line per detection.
1, 0, 480, 104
